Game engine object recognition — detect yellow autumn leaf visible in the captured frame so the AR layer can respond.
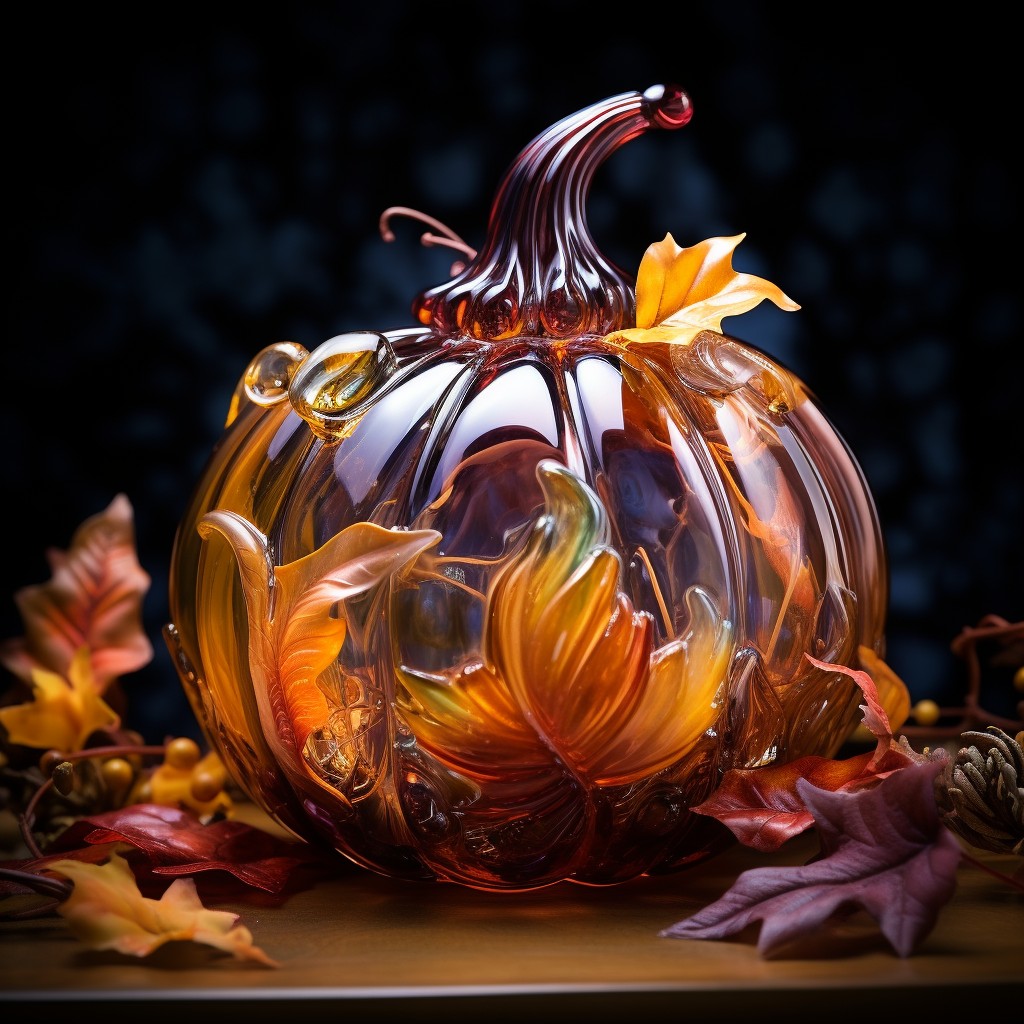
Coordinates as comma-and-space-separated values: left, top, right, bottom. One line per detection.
47, 851, 278, 966
0, 645, 119, 751
611, 233, 799, 347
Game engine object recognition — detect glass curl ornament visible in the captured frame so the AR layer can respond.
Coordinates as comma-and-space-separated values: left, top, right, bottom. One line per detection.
165, 84, 889, 891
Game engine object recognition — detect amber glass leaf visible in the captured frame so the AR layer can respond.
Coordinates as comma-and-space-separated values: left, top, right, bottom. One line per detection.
0, 645, 119, 751
199, 511, 439, 776
401, 461, 732, 787
0, 494, 153, 692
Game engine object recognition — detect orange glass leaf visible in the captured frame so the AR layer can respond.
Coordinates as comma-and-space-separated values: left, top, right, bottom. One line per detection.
198, 511, 439, 780
611, 233, 799, 347
0, 645, 119, 751
400, 461, 732, 787
0, 494, 153, 692
46, 851, 278, 965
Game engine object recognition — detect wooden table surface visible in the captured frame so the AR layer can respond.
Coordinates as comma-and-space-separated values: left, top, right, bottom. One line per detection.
1, 814, 1021, 1023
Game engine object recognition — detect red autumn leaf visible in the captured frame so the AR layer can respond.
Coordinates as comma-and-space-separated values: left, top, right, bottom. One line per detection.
10, 804, 338, 901
693, 743, 926, 852
0, 494, 153, 693
692, 654, 928, 851
661, 758, 963, 958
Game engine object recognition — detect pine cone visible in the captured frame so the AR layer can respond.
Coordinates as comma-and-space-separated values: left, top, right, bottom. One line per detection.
935, 727, 1024, 855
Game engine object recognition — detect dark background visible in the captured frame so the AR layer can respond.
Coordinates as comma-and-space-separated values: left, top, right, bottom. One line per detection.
6, 3, 1021, 743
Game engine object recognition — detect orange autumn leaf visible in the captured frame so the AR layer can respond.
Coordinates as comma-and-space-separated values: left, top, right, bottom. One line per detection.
609, 233, 799, 347
46, 851, 278, 966
0, 494, 153, 693
0, 645, 119, 751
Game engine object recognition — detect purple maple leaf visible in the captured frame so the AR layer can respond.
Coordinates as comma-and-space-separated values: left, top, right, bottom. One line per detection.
661, 759, 963, 957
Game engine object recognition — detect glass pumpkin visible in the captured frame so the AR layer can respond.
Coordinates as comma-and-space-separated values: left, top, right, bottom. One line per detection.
165, 84, 889, 891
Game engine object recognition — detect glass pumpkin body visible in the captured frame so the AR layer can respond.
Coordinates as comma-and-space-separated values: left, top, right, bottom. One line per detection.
165, 85, 888, 891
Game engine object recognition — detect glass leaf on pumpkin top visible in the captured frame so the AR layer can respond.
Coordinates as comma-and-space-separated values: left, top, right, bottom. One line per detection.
0, 494, 153, 693
609, 233, 800, 348
0, 645, 119, 751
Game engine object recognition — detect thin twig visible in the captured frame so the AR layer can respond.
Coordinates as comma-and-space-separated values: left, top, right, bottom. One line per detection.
378, 205, 477, 276
958, 849, 1024, 892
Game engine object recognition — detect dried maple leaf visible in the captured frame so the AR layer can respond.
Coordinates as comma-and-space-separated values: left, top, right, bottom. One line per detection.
0, 645, 120, 751
45, 851, 278, 965
661, 758, 963, 958
0, 494, 153, 693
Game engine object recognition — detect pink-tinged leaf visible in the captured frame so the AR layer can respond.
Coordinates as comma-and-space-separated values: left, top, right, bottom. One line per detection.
805, 654, 893, 766
661, 759, 963, 958
0, 495, 153, 692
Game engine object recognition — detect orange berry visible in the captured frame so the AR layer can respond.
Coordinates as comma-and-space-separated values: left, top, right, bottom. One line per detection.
190, 764, 227, 803
101, 757, 135, 795
912, 699, 941, 726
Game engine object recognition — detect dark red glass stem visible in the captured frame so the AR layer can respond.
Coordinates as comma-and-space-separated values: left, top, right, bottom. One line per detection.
412, 84, 692, 341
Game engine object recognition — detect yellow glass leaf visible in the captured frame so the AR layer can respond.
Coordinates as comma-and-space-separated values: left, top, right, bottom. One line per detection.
610, 233, 799, 347
0, 646, 119, 751
0, 494, 153, 692
47, 852, 277, 965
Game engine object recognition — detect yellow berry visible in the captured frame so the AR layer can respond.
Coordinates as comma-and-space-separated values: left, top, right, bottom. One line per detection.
164, 737, 201, 771
1014, 666, 1024, 692
101, 757, 135, 797
912, 699, 941, 726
